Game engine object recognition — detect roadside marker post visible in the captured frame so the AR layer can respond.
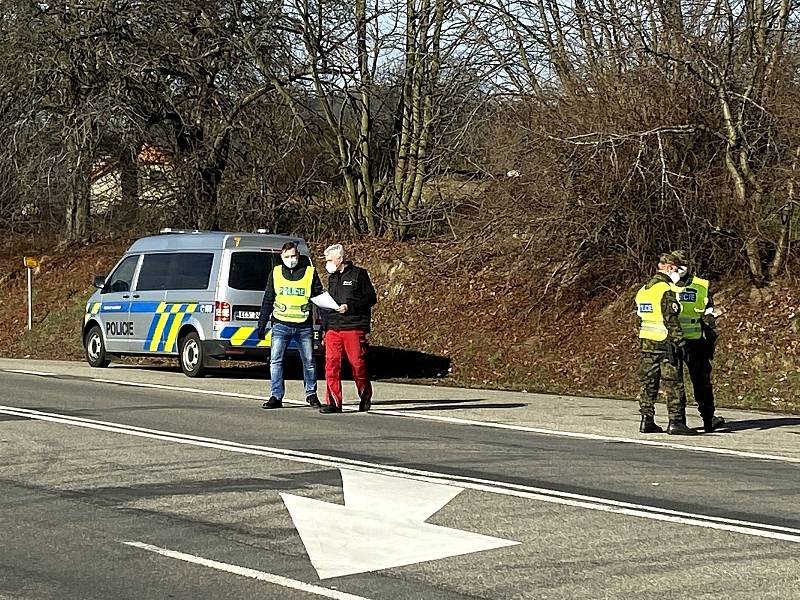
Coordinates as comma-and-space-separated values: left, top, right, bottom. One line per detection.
23, 256, 39, 330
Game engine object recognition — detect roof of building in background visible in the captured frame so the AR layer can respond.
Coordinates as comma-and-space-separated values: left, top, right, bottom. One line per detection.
137, 145, 172, 165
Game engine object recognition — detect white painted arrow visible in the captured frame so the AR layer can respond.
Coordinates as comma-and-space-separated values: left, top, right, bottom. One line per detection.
281, 469, 518, 580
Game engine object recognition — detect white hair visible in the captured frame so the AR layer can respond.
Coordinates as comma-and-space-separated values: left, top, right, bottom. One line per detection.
324, 243, 345, 260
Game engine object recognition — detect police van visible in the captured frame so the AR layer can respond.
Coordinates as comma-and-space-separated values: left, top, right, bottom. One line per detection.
82, 230, 321, 377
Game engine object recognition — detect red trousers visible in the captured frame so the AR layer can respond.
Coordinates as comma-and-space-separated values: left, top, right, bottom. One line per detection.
324, 329, 372, 407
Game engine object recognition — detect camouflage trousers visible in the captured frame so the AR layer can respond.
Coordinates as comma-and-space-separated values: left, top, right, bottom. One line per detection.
682, 340, 715, 417
639, 351, 686, 419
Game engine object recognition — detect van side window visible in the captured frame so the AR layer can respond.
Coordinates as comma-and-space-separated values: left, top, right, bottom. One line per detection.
104, 255, 139, 293
228, 251, 280, 290
173, 253, 214, 289
137, 253, 214, 291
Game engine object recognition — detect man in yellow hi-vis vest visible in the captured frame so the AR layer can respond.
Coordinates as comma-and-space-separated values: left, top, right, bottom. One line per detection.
672, 250, 725, 433
258, 242, 325, 409
635, 252, 697, 435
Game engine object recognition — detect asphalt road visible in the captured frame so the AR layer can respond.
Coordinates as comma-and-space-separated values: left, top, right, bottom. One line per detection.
1, 363, 799, 599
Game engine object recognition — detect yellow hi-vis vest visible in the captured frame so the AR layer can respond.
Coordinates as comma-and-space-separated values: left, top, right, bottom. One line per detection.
635, 281, 672, 341
671, 276, 710, 340
272, 265, 314, 323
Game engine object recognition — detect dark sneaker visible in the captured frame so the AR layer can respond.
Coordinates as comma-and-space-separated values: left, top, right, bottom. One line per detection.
262, 396, 282, 409
306, 393, 322, 408
319, 403, 342, 414
359, 397, 372, 412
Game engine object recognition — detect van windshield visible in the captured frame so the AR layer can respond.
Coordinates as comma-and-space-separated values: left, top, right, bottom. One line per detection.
228, 251, 280, 291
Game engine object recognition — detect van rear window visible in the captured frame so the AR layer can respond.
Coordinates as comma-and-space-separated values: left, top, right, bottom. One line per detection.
137, 253, 214, 291
228, 252, 279, 291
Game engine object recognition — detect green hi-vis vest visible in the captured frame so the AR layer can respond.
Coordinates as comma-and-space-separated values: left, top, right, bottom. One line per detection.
635, 281, 672, 341
272, 265, 314, 323
671, 276, 710, 340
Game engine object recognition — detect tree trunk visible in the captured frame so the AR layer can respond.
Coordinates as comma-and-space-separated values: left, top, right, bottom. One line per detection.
768, 146, 798, 279
64, 128, 92, 243
64, 179, 91, 242
356, 0, 377, 236
196, 129, 231, 231
119, 145, 140, 226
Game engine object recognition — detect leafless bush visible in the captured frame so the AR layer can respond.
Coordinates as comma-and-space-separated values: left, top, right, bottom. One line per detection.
1, 0, 799, 296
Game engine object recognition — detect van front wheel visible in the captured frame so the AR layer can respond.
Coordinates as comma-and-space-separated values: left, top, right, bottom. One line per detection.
85, 325, 111, 368
179, 332, 206, 378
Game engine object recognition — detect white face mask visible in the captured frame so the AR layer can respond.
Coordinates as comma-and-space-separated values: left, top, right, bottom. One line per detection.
668, 271, 681, 284
282, 256, 299, 269
325, 261, 337, 274
677, 266, 688, 278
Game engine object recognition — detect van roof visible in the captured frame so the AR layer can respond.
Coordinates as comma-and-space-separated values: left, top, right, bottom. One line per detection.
126, 231, 309, 253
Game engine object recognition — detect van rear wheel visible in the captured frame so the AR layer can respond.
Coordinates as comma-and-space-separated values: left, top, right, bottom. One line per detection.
84, 325, 111, 368
179, 331, 206, 377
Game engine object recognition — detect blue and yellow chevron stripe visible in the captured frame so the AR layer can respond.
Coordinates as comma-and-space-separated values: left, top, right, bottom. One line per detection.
84, 302, 102, 324
219, 326, 320, 349
143, 302, 200, 352
220, 326, 272, 347
85, 300, 318, 353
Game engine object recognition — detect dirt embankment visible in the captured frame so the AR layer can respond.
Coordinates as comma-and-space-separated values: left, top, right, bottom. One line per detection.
1, 238, 798, 413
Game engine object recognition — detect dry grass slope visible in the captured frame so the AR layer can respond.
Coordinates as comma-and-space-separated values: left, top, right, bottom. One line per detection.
1, 238, 798, 413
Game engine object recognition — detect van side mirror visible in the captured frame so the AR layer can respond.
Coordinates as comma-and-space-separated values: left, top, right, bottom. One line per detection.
93, 275, 106, 290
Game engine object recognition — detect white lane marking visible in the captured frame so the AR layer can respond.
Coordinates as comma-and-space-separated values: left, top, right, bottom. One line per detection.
4, 368, 796, 462
90, 378, 305, 408
370, 408, 800, 465
90, 378, 360, 412
5, 369, 57, 376
123, 541, 371, 599
3, 404, 800, 543
282, 469, 517, 579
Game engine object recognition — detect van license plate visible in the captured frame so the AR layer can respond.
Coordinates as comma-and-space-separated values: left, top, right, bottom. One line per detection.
235, 310, 260, 320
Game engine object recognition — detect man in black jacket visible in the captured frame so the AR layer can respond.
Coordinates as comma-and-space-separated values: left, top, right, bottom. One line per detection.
319, 244, 377, 413
257, 242, 324, 410
672, 250, 725, 433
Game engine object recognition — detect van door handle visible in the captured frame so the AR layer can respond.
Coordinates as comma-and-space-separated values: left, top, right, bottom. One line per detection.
122, 294, 130, 299
132, 294, 140, 299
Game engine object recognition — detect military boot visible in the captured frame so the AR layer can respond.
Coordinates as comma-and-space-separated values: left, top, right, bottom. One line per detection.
639, 415, 664, 434
703, 415, 725, 433
667, 419, 699, 435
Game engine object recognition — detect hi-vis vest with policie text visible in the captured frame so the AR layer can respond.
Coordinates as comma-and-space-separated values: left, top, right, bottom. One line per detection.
272, 265, 314, 323
635, 281, 672, 341
671, 276, 710, 341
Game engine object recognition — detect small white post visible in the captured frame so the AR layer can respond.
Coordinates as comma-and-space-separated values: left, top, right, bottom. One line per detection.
23, 256, 38, 330
27, 266, 32, 330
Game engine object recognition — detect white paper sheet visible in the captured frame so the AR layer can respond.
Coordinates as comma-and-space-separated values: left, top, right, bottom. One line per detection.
311, 292, 341, 311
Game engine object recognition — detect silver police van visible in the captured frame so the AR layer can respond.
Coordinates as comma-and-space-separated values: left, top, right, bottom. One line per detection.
82, 229, 321, 377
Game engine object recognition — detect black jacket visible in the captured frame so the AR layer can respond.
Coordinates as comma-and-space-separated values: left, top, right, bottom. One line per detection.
676, 272, 718, 346
324, 262, 377, 332
258, 256, 324, 331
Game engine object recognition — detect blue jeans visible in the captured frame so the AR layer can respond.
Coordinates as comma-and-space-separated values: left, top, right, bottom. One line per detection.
269, 322, 316, 400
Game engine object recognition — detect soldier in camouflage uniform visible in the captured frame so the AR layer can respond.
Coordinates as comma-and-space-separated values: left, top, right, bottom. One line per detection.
635, 252, 697, 435
671, 250, 725, 433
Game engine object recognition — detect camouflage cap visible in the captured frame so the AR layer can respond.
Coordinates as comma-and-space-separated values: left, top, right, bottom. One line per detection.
671, 249, 689, 267
658, 250, 688, 267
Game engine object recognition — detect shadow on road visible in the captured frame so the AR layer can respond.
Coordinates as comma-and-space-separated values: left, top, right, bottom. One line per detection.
0, 414, 30, 422
113, 344, 451, 382
719, 417, 800, 432
367, 345, 451, 380
60, 471, 344, 507
381, 402, 526, 412
371, 398, 483, 406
